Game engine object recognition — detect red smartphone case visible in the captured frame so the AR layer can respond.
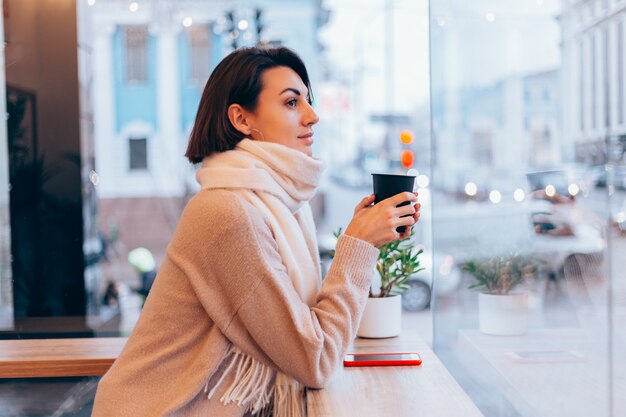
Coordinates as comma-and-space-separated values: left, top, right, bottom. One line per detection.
343, 352, 422, 367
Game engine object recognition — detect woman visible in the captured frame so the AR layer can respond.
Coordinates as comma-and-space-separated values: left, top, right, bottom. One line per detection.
92, 46, 420, 417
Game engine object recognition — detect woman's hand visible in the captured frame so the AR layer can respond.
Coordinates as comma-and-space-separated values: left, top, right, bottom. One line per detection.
344, 192, 421, 247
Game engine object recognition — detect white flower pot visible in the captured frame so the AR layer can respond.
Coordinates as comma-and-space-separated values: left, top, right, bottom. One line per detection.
478, 292, 529, 336
357, 294, 402, 338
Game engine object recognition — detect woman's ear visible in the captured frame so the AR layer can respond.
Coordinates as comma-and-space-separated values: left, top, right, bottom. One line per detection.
227, 104, 252, 136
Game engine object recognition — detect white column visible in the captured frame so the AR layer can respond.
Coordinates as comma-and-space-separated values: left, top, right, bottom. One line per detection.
609, 19, 618, 132
581, 32, 595, 140
155, 24, 183, 197
594, 30, 603, 136
93, 24, 118, 198
617, 15, 626, 127
561, 26, 578, 160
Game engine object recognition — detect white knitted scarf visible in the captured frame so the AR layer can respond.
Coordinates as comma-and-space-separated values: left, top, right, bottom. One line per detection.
196, 138, 325, 417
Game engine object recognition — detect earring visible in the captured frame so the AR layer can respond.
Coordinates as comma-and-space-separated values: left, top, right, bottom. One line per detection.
250, 128, 266, 141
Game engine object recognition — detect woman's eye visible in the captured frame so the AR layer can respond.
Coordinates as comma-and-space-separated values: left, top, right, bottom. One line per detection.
286, 99, 297, 107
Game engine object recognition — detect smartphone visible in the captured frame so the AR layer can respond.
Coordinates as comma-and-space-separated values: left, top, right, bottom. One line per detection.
507, 350, 585, 363
343, 352, 422, 367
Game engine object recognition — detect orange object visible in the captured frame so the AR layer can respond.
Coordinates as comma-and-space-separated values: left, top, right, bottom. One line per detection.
401, 150, 414, 169
400, 130, 414, 144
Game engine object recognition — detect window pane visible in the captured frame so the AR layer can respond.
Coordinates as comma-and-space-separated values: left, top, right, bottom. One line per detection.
430, 1, 625, 417
128, 137, 147, 170
124, 26, 148, 83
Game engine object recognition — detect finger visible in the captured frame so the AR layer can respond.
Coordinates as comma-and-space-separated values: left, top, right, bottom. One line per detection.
394, 200, 421, 217
397, 214, 417, 227
354, 194, 375, 214
385, 191, 418, 207
412, 203, 421, 219
398, 226, 412, 240
357, 194, 374, 207
395, 204, 417, 217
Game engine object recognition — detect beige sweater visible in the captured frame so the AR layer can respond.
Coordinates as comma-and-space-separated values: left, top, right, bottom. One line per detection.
92, 189, 379, 416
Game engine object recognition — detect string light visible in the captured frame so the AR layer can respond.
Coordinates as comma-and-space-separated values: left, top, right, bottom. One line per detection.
237, 19, 249, 30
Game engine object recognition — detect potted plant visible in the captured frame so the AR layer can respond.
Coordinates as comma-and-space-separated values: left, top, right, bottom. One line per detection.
463, 254, 537, 336
332, 228, 424, 338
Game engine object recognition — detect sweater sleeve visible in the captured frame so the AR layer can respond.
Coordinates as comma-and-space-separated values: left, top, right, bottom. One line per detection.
168, 190, 379, 388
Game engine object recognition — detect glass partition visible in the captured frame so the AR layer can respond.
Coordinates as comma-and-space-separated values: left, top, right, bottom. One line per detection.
430, 0, 625, 416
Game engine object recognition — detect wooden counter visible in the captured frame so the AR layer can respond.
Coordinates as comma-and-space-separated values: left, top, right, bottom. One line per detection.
0, 333, 483, 417
0, 337, 127, 378
307, 332, 484, 417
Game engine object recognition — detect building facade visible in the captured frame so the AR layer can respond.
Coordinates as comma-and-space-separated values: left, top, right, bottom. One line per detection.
561, 0, 626, 164
88, 0, 324, 260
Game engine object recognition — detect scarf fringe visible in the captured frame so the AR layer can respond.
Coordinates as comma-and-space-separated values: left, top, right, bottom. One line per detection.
273, 373, 305, 417
206, 346, 305, 417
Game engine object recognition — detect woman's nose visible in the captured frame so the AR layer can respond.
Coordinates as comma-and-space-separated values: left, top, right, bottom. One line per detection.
303, 103, 319, 126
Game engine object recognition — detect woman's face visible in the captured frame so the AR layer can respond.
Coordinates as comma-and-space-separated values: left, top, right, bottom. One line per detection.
245, 66, 319, 157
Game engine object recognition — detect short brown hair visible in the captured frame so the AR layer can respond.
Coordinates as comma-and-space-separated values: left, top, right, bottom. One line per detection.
185, 46, 313, 164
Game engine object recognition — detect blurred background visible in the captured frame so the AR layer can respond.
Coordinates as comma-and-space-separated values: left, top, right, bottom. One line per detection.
0, 0, 624, 416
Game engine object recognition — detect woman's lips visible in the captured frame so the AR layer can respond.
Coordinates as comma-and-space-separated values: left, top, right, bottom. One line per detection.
298, 133, 314, 145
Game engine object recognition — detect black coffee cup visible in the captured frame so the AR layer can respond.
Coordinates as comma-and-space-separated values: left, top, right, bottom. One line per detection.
372, 173, 416, 233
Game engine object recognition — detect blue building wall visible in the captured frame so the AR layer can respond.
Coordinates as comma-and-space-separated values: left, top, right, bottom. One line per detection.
113, 26, 158, 133
178, 29, 224, 133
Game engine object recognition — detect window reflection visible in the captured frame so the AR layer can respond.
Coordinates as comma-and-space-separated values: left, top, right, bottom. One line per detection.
431, 0, 625, 416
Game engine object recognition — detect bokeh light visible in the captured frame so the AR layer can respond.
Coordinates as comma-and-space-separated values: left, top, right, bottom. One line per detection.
416, 174, 430, 188
465, 182, 477, 196
400, 130, 414, 145
238, 19, 249, 30
513, 188, 525, 202
489, 190, 501, 203
401, 150, 414, 169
